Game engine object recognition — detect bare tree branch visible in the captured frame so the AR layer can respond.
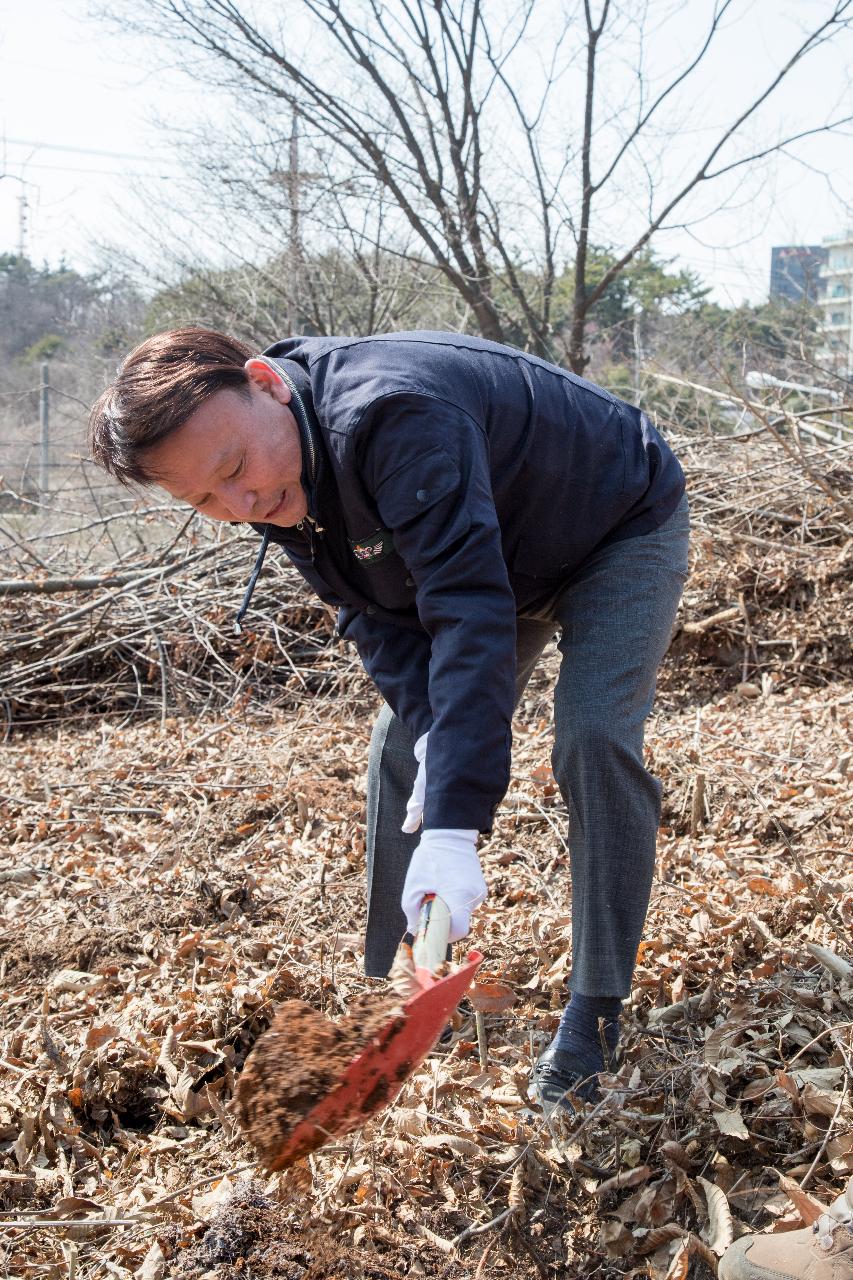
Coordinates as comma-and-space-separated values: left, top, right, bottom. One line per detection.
106, 0, 853, 368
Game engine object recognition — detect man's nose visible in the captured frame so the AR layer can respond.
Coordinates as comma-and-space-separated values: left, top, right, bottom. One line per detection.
219, 480, 258, 520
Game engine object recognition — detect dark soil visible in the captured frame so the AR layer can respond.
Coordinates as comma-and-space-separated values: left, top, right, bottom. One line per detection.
0, 921, 142, 982
168, 1182, 402, 1278
0, 875, 284, 986
235, 995, 406, 1170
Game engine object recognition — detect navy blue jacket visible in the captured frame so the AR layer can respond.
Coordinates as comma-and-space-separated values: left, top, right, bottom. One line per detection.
250, 332, 685, 833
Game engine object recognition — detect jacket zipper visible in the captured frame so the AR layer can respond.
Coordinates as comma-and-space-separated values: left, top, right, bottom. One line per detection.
296, 513, 325, 558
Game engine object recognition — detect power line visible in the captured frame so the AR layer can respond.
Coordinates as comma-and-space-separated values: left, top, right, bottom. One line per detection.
2, 136, 172, 164
2, 162, 175, 179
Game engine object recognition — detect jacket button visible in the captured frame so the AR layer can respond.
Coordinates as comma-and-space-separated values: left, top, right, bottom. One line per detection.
416, 488, 429, 502
405, 576, 415, 587
366, 605, 376, 615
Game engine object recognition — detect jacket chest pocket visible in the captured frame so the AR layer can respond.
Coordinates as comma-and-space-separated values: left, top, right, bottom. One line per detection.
338, 525, 412, 609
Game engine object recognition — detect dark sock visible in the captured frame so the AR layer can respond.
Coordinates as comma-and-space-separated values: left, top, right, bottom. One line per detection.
551, 993, 622, 1073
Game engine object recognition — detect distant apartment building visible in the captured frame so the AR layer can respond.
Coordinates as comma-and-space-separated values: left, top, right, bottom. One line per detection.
817, 230, 853, 378
770, 245, 827, 303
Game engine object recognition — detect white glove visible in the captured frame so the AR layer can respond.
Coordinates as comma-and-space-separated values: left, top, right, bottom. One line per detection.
401, 828, 487, 943
401, 732, 429, 834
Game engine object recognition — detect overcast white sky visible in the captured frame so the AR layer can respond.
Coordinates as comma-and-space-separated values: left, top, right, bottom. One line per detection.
1, 0, 851, 308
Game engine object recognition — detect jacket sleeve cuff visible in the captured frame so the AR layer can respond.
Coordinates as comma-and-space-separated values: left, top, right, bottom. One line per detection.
423, 789, 499, 835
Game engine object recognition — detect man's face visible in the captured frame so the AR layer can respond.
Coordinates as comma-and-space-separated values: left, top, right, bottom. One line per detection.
144, 361, 308, 526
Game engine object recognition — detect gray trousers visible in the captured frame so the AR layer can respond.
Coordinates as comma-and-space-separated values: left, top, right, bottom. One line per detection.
364, 494, 690, 995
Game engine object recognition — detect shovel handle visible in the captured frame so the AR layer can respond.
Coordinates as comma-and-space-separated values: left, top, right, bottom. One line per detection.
412, 894, 451, 976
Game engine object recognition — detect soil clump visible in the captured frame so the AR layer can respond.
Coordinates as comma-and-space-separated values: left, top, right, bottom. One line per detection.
235, 995, 405, 1169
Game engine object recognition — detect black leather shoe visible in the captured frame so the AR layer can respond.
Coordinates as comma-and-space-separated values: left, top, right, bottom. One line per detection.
528, 1043, 600, 1115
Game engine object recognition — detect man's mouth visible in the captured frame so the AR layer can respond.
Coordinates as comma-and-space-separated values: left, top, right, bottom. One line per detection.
265, 492, 286, 520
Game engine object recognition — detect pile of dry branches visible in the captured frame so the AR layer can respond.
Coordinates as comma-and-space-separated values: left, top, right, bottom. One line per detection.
0, 523, 365, 733
1, 393, 851, 736
664, 394, 851, 701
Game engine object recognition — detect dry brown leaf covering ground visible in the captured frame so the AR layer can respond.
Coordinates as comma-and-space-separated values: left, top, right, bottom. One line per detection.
1, 659, 851, 1278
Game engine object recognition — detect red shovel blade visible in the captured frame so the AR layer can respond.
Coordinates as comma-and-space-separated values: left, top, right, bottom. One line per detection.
264, 949, 482, 1171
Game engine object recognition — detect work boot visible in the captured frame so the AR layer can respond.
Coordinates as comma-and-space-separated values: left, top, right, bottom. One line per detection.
719, 1176, 853, 1280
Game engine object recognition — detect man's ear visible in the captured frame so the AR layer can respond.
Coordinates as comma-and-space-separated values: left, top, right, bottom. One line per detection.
244, 358, 292, 404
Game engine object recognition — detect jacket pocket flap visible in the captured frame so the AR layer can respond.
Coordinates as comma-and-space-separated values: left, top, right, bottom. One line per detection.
376, 447, 461, 528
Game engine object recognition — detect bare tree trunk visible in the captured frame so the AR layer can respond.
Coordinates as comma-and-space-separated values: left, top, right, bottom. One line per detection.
567, 0, 610, 374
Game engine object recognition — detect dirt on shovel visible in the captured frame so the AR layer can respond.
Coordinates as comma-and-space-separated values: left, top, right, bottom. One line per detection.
234, 995, 405, 1169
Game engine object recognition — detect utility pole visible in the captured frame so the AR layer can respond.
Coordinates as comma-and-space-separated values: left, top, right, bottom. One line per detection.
287, 110, 301, 336
18, 191, 29, 259
269, 108, 319, 334
289, 111, 301, 260
39, 362, 50, 495
633, 308, 644, 406
1, 175, 34, 259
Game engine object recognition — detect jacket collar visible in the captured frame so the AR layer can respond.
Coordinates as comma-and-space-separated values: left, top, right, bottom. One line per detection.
252, 353, 324, 522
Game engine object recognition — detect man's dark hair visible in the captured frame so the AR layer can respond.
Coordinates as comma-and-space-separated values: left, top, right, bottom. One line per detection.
89, 327, 255, 486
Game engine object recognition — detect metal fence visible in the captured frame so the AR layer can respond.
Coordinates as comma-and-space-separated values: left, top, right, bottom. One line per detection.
0, 361, 138, 537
